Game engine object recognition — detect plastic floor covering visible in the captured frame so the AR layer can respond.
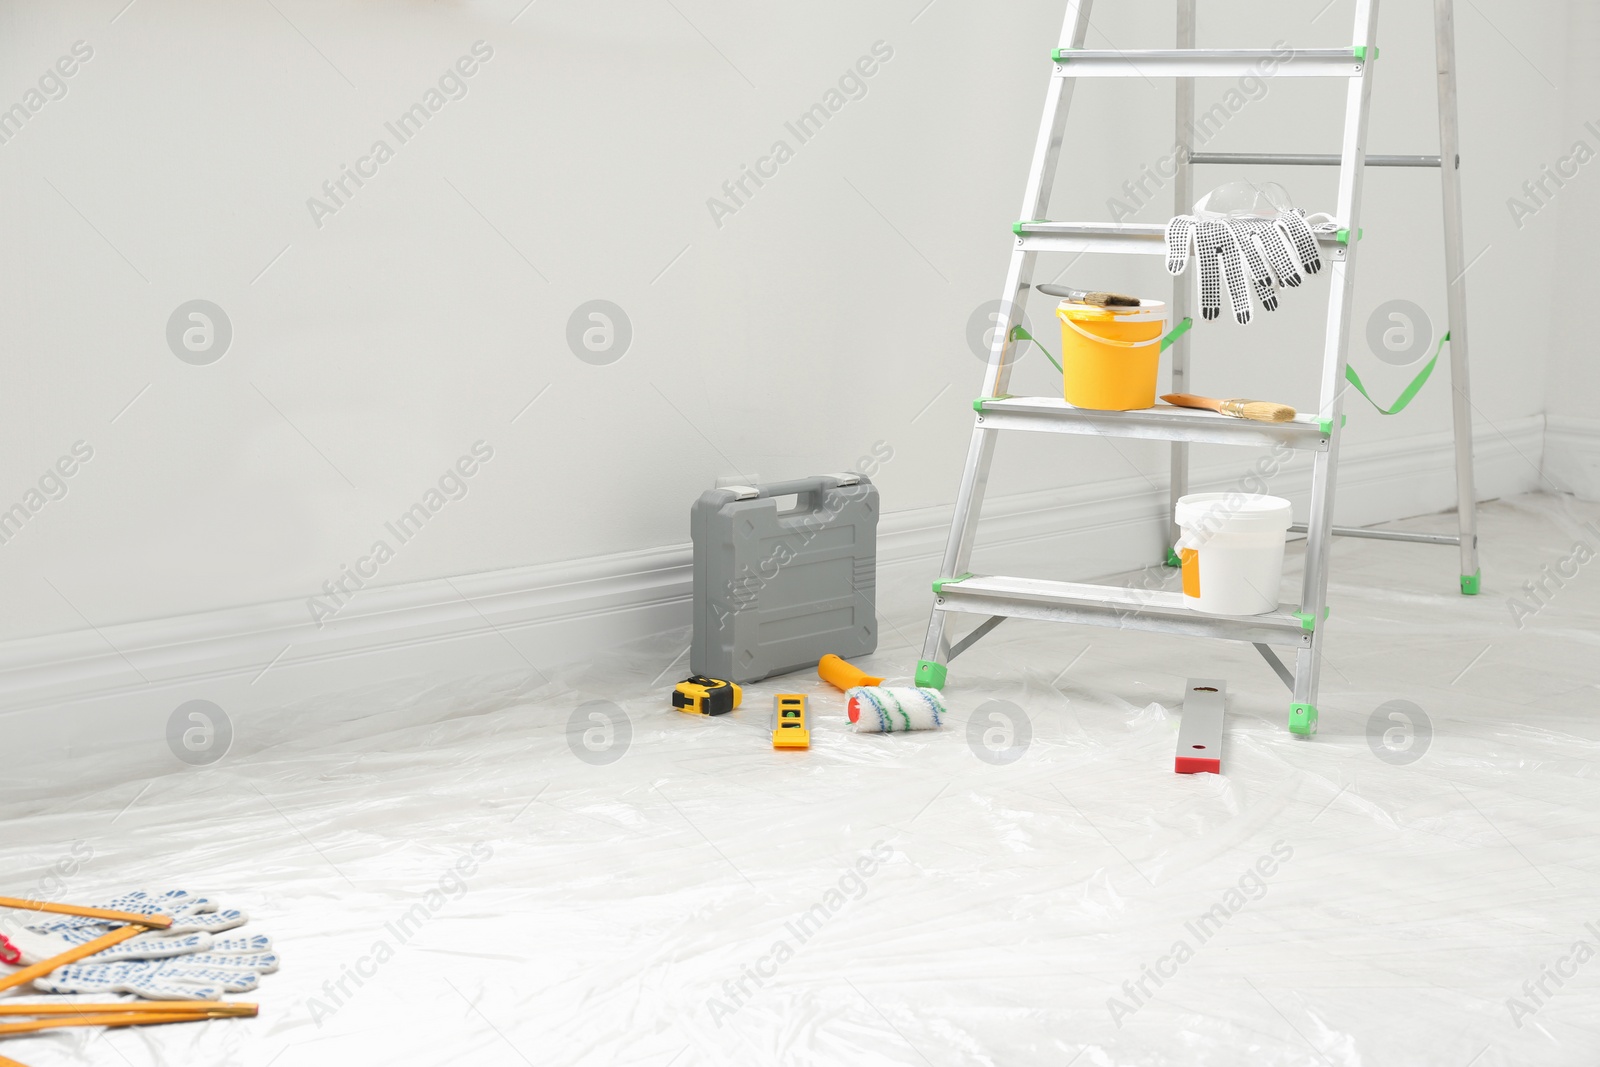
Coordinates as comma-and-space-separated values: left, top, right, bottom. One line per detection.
1, 491, 1597, 1066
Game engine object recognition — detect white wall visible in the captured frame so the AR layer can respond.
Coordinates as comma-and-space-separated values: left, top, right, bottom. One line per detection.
0, 0, 1571, 763
1543, 0, 1600, 499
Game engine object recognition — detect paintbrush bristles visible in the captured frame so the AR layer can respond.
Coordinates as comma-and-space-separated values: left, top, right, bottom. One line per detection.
1220, 398, 1295, 422
1081, 291, 1141, 308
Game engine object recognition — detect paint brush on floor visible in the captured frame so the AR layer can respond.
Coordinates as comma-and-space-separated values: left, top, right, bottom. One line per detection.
0, 1002, 257, 1018
1035, 283, 1141, 308
1161, 393, 1296, 423
0, 1011, 243, 1036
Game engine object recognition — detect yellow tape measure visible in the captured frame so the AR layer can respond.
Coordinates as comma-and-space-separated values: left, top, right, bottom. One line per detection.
672, 676, 742, 716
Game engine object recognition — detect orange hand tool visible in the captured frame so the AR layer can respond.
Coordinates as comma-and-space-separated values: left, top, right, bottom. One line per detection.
818, 654, 883, 691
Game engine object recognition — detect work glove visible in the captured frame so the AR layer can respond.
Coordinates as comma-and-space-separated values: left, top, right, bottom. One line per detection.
1165, 181, 1337, 325
7, 890, 251, 965
32, 938, 279, 1001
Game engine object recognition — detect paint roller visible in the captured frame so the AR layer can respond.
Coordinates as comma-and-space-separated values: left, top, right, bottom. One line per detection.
845, 686, 947, 733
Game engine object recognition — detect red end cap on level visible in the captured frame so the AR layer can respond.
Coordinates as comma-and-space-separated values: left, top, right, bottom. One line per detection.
1174, 756, 1221, 775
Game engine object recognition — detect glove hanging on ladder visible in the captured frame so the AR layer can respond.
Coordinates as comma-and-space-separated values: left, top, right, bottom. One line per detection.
1165, 181, 1337, 325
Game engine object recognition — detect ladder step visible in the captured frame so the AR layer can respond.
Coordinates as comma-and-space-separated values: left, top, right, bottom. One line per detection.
933, 575, 1311, 649
1052, 48, 1369, 79
1014, 221, 1349, 258
1189, 152, 1441, 168
1288, 523, 1460, 546
974, 396, 1329, 451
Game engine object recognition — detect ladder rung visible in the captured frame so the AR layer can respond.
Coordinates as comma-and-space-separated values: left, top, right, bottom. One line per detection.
1189, 152, 1441, 168
974, 396, 1328, 451
1052, 48, 1367, 79
933, 575, 1310, 649
1287, 523, 1460, 545
1014, 221, 1348, 257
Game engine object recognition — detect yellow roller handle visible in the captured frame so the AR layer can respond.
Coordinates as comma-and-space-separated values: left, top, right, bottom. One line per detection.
818, 654, 884, 692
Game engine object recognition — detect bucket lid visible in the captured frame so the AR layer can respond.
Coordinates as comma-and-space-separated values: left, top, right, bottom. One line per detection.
1058, 299, 1166, 323
1175, 492, 1293, 533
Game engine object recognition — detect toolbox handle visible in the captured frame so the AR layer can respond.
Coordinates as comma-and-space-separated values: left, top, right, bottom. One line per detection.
733, 475, 864, 508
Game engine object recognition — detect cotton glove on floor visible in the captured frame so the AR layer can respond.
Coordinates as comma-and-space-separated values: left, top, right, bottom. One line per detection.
1165, 180, 1336, 324
6, 890, 251, 965
33, 938, 280, 1001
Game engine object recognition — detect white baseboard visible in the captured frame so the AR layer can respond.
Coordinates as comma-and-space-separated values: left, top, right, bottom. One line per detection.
1543, 416, 1600, 502
0, 413, 1546, 768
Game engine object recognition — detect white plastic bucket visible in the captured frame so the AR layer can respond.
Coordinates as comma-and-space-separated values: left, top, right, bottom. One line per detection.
1174, 493, 1293, 615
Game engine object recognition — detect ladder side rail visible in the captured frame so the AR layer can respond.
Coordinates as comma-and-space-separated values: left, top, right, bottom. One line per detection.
920, 0, 1096, 675
1433, 0, 1480, 589
980, 0, 1096, 404
1168, 0, 1197, 556
1292, 0, 1381, 729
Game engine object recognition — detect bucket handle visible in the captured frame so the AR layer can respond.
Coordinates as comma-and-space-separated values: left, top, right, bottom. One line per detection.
1058, 312, 1166, 349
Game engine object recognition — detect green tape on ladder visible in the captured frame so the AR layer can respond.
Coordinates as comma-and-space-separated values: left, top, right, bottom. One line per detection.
1159, 318, 1192, 352
1344, 332, 1449, 415
1011, 318, 1193, 374
1011, 324, 1062, 373
1293, 606, 1330, 632
932, 573, 973, 594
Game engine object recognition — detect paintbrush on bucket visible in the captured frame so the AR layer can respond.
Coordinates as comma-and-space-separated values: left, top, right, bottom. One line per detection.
1035, 282, 1141, 308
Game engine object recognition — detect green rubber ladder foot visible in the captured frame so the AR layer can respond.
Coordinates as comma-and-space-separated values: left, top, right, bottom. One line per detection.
915, 660, 948, 690
1460, 570, 1481, 596
1164, 547, 1182, 568
1289, 703, 1318, 737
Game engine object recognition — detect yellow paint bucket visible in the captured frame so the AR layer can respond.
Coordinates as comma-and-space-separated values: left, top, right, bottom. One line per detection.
1056, 300, 1167, 410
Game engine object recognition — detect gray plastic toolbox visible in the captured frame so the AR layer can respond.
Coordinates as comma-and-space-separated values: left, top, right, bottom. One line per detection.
691, 474, 878, 684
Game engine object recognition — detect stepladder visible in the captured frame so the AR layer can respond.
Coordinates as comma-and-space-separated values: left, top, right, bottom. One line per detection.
916, 0, 1481, 737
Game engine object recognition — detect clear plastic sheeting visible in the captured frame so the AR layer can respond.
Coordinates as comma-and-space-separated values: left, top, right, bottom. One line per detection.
1, 493, 1597, 1066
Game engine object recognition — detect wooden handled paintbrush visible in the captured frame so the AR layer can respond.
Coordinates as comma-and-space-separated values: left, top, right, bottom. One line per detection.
0, 897, 173, 930
0, 1001, 257, 1018
1035, 283, 1141, 308
1162, 393, 1296, 423
0, 1010, 247, 1036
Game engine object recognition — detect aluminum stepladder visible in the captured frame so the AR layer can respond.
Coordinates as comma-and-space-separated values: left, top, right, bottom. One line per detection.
916, 0, 1481, 737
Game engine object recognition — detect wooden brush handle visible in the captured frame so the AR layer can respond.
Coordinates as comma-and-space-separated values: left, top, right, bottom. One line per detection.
1161, 393, 1294, 423
0, 1011, 228, 1036
0, 1001, 255, 1017
1162, 393, 1227, 414
0, 897, 173, 931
